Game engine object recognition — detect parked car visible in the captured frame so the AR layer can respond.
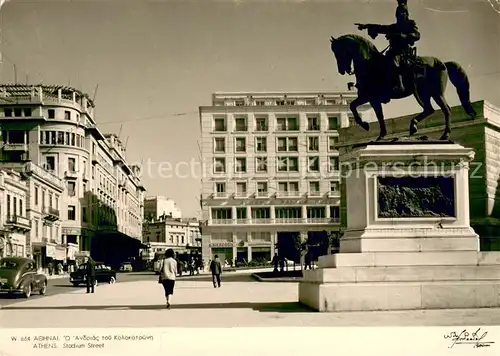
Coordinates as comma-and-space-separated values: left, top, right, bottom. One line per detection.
119, 262, 133, 272
0, 257, 47, 298
69, 262, 116, 286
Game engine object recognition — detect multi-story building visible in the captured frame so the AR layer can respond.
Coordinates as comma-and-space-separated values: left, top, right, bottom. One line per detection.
0, 169, 31, 258
144, 196, 182, 220
141, 217, 202, 260
199, 91, 372, 263
0, 84, 146, 268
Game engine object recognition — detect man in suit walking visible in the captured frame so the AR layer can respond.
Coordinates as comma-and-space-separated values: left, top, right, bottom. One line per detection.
85, 257, 96, 294
210, 255, 222, 288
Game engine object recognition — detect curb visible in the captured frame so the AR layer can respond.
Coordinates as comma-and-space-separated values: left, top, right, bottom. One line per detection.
251, 273, 303, 283
46, 274, 69, 280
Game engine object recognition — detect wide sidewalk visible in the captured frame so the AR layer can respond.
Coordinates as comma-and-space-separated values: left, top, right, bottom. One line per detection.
2, 278, 500, 328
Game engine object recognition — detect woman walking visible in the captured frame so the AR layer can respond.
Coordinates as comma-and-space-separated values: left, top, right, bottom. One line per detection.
160, 249, 177, 309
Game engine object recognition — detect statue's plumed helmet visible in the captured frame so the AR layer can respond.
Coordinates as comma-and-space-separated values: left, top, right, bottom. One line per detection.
396, 4, 409, 17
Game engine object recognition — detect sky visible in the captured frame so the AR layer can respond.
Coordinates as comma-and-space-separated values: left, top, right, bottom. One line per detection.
0, 0, 499, 217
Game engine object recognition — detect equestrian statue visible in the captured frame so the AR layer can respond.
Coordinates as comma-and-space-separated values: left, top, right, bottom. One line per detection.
330, 0, 476, 141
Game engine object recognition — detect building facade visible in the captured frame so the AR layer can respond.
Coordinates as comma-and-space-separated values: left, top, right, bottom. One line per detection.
141, 217, 202, 259
144, 196, 182, 220
0, 84, 146, 268
0, 169, 30, 259
336, 100, 500, 251
199, 91, 372, 264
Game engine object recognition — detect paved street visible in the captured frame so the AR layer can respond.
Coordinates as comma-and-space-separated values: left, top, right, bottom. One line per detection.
2, 272, 500, 328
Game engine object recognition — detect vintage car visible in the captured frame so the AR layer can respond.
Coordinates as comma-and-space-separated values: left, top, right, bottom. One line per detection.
69, 262, 117, 286
0, 257, 48, 298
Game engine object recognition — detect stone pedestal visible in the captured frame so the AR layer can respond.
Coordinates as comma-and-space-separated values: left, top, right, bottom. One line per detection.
298, 141, 500, 312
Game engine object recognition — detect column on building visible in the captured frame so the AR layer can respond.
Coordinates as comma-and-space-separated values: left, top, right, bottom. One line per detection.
231, 206, 237, 223
270, 205, 275, 223
301, 205, 307, 223
246, 205, 251, 223
270, 231, 276, 255
325, 205, 330, 220
247, 231, 252, 262
232, 232, 237, 265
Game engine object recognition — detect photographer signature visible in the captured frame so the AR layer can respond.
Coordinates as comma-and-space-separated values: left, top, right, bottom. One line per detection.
444, 328, 495, 348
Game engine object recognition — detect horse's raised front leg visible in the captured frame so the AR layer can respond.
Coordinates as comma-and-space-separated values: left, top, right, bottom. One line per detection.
370, 101, 387, 141
432, 94, 452, 140
349, 97, 370, 132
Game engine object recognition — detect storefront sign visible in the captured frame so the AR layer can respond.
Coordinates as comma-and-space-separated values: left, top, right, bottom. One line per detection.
55, 246, 66, 260
46, 245, 56, 258
210, 242, 233, 248
67, 245, 79, 260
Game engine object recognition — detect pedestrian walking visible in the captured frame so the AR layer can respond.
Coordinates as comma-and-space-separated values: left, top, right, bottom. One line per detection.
159, 248, 177, 309
210, 255, 222, 288
85, 257, 96, 294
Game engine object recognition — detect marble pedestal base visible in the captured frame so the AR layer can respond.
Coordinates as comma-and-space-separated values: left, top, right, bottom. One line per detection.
298, 251, 500, 312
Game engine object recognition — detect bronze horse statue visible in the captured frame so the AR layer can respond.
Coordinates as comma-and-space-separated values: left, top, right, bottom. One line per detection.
330, 34, 477, 140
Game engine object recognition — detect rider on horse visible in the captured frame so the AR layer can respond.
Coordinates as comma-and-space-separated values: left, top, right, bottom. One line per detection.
357, 0, 420, 101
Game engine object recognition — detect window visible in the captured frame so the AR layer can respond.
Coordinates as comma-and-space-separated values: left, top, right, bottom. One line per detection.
67, 182, 76, 197
24, 108, 32, 117
251, 207, 271, 219
330, 206, 340, 222
236, 182, 247, 197
212, 208, 232, 220
329, 157, 340, 171
255, 117, 268, 131
278, 182, 299, 196
328, 116, 339, 130
255, 137, 267, 152
4, 108, 12, 117
14, 108, 22, 117
277, 157, 299, 172
276, 100, 285, 106
68, 157, 76, 172
64, 111, 71, 120
348, 114, 356, 126
308, 157, 320, 172
214, 118, 226, 132
286, 99, 296, 105
234, 117, 247, 132
275, 207, 302, 219
255, 100, 265, 106
307, 116, 320, 131
214, 158, 226, 173
307, 207, 326, 218
257, 182, 268, 196
214, 138, 225, 153
215, 182, 226, 197
6, 130, 25, 144
235, 158, 247, 173
71, 133, 76, 146
82, 207, 88, 222
235, 137, 246, 152
68, 205, 76, 220
308, 137, 319, 151
235, 100, 245, 107
6, 195, 10, 217
309, 181, 320, 196
256, 157, 267, 172
48, 109, 55, 119
45, 156, 55, 171
330, 181, 340, 192
328, 136, 338, 151
19, 199, 23, 216
276, 117, 298, 131
57, 132, 64, 144
34, 186, 39, 205
236, 208, 247, 219
277, 137, 298, 152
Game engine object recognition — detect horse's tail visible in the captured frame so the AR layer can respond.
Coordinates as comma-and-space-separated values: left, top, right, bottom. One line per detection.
444, 61, 477, 119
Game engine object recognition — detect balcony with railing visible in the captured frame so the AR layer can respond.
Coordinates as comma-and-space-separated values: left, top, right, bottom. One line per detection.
234, 192, 248, 198
277, 191, 300, 198
214, 192, 227, 198
235, 219, 250, 224
3, 143, 28, 151
256, 191, 268, 198
22, 162, 65, 190
211, 219, 233, 225
6, 215, 31, 230
275, 218, 304, 224
64, 170, 78, 180
43, 207, 60, 221
308, 191, 322, 197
